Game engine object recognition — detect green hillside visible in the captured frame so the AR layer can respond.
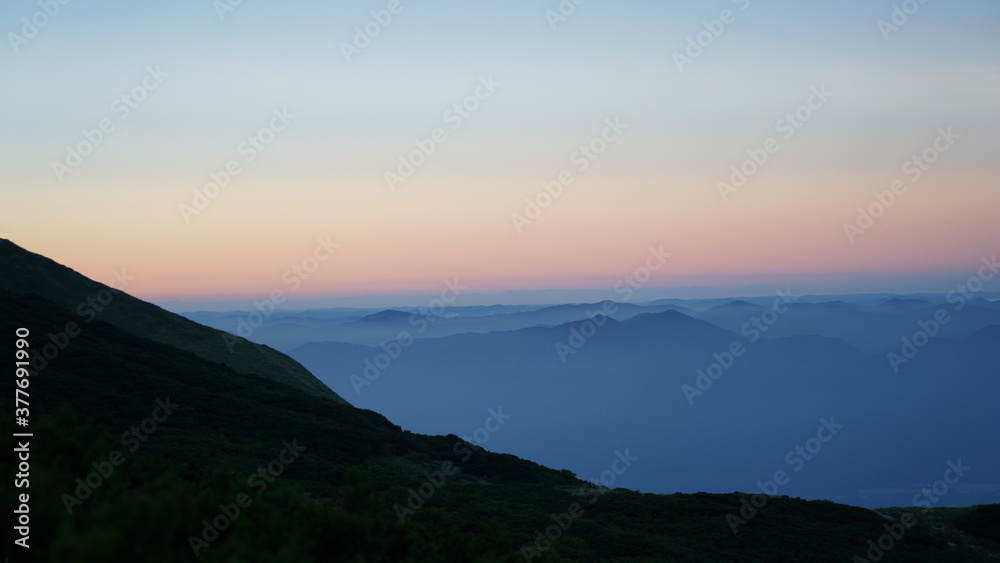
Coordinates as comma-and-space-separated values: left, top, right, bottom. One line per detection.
0, 238, 343, 403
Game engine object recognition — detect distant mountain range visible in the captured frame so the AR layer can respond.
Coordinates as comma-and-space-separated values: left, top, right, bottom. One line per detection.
285, 294, 1000, 509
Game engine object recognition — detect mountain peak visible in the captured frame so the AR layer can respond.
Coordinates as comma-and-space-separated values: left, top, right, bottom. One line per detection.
623, 308, 703, 326
359, 309, 412, 322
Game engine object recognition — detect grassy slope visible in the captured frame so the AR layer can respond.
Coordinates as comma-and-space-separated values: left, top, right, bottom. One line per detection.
0, 238, 344, 403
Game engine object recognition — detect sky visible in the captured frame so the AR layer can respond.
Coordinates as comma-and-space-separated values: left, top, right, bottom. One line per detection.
2, 0, 998, 306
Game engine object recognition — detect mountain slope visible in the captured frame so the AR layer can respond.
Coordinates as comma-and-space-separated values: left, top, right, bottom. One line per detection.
0, 238, 344, 403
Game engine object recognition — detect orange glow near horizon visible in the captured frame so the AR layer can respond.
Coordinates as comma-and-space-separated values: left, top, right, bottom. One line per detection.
7, 171, 997, 302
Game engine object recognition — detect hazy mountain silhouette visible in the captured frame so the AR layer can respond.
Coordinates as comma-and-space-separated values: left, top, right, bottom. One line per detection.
291, 302, 1000, 508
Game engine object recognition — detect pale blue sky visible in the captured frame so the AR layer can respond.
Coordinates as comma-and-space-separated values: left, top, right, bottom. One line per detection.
2, 1, 998, 301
